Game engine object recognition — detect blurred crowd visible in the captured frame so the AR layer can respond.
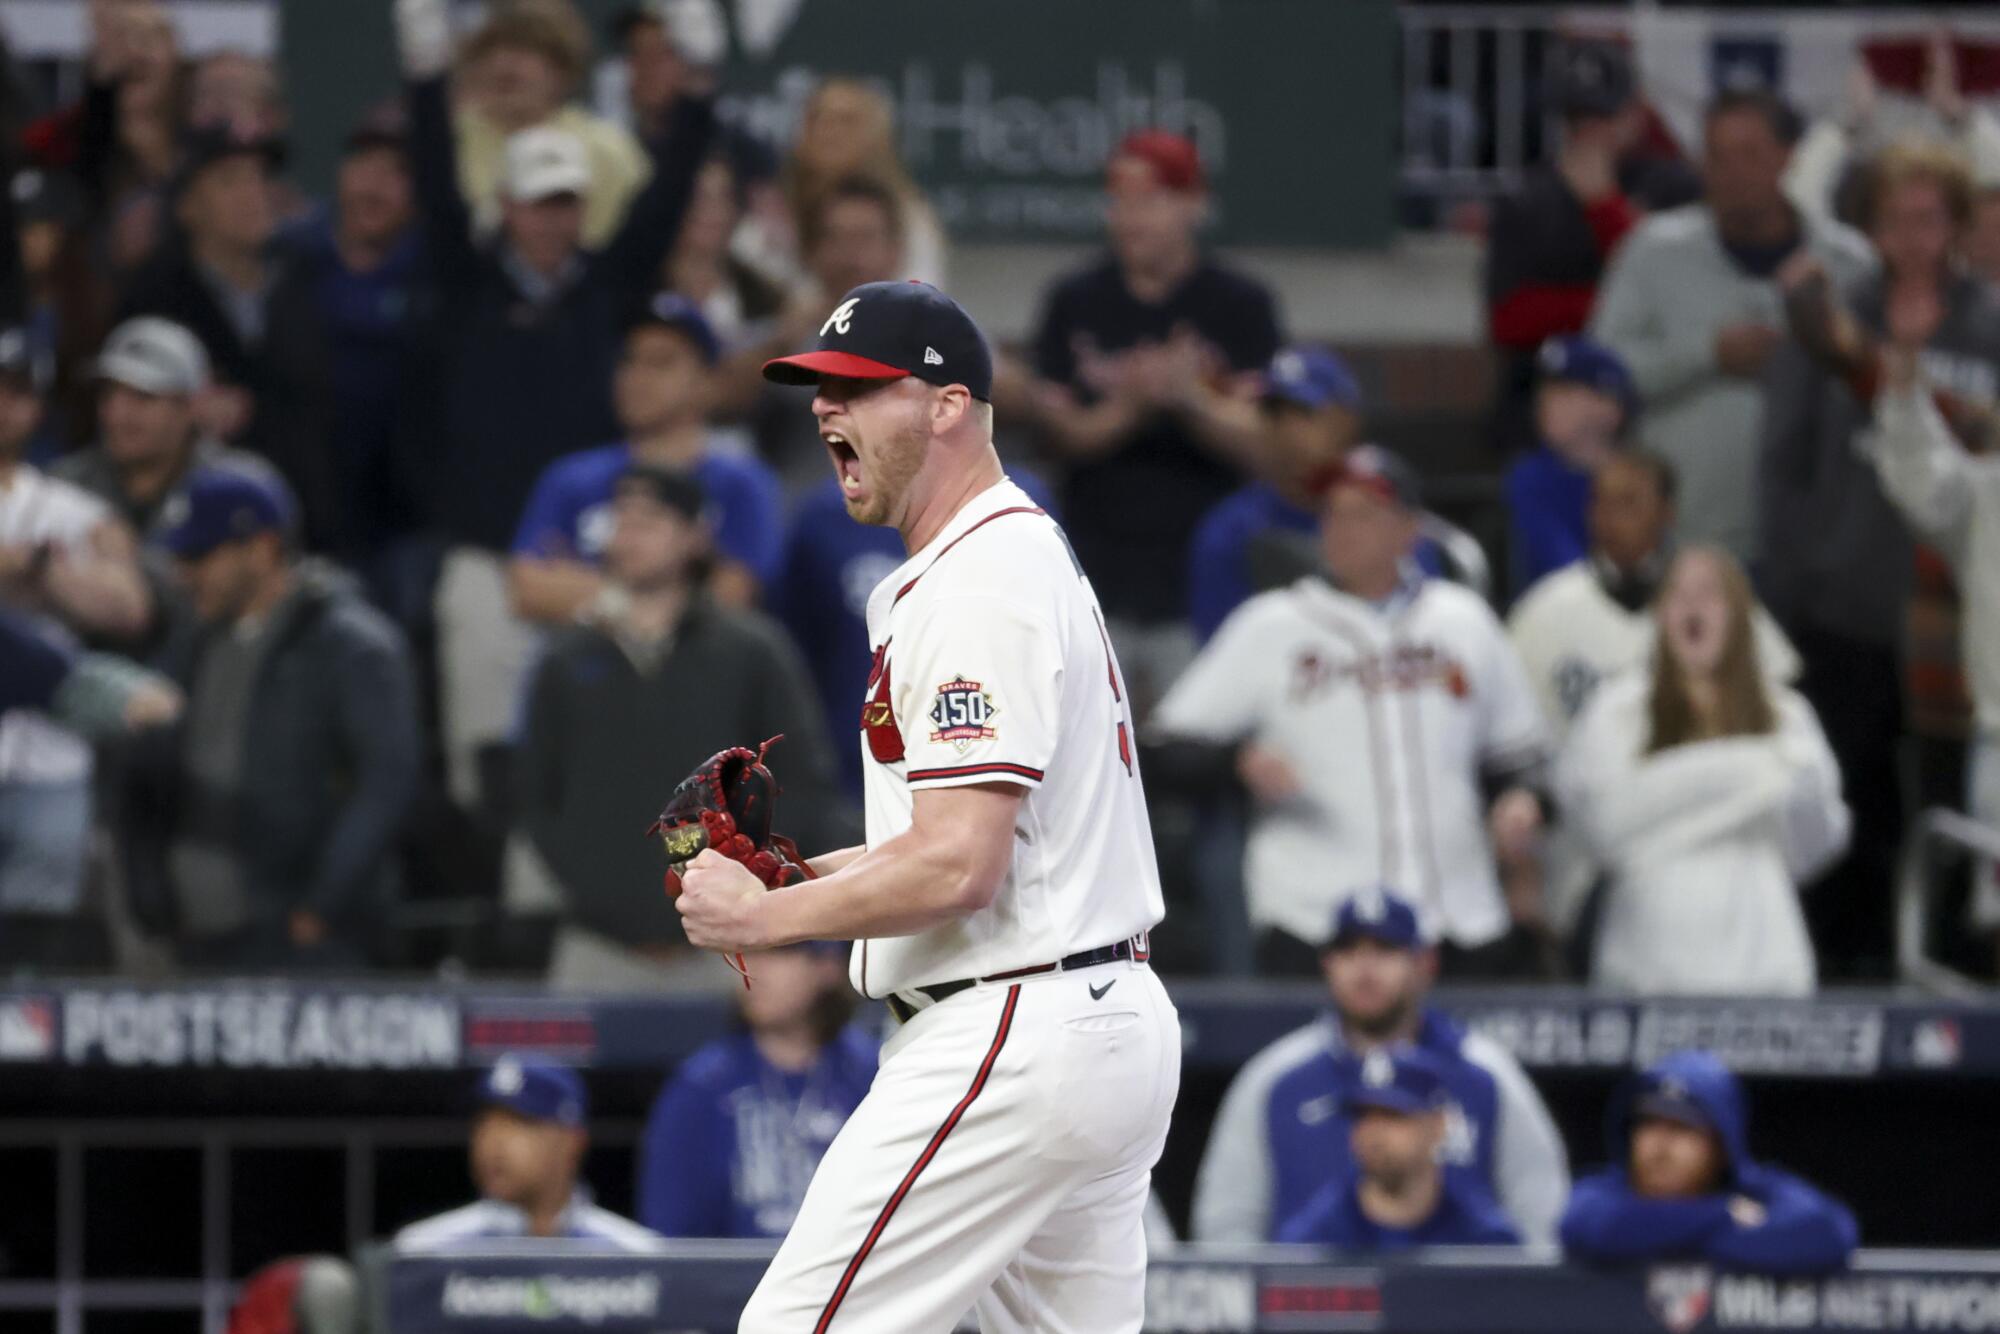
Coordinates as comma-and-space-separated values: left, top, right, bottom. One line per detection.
0, 2, 1997, 1001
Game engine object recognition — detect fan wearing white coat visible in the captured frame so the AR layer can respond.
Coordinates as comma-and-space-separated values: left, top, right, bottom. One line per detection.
1558, 546, 1850, 994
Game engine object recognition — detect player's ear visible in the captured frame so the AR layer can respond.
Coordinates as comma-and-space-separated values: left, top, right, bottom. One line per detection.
932, 384, 973, 434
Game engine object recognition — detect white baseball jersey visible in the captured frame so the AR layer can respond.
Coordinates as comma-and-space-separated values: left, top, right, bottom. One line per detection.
0, 466, 113, 785
852, 477, 1164, 997
1507, 557, 1802, 741
1155, 575, 1547, 948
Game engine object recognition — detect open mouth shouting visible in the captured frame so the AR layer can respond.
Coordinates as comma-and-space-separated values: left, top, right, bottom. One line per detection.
824, 428, 864, 498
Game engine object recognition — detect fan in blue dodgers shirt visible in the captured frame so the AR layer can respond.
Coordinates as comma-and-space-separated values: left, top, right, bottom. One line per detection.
771, 468, 1057, 801
1502, 333, 1638, 594
1186, 345, 1365, 643
1193, 888, 1567, 1245
395, 1055, 659, 1252
1276, 1046, 1521, 1250
1562, 1050, 1857, 1273
636, 941, 878, 1238
509, 294, 783, 621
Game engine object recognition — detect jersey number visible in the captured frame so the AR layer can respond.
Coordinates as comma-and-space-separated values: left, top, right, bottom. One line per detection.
1093, 610, 1135, 777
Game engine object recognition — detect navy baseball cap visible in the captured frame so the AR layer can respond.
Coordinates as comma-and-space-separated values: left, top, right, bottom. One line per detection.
175, 124, 285, 197
1342, 1047, 1449, 1117
1312, 443, 1422, 511
1549, 41, 1635, 120
1538, 334, 1637, 420
1632, 1071, 1716, 1135
763, 281, 994, 402
159, 468, 295, 559
477, 1053, 587, 1128
1327, 886, 1426, 952
1264, 345, 1362, 412
613, 462, 706, 519
629, 292, 720, 365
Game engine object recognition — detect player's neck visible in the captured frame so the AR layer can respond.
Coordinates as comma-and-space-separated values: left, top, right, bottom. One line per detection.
1358, 1168, 1443, 1230
117, 443, 192, 506
192, 233, 266, 295
1338, 565, 1401, 603
621, 581, 690, 642
1121, 240, 1198, 304
1340, 1013, 1420, 1053
520, 1183, 574, 1238
628, 419, 706, 469
898, 449, 1005, 554
753, 1024, 822, 1074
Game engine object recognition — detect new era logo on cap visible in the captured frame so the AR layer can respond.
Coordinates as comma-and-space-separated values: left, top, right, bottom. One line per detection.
764, 281, 993, 401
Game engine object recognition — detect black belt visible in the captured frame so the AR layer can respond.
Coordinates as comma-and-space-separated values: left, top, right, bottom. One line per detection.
885, 938, 1143, 1024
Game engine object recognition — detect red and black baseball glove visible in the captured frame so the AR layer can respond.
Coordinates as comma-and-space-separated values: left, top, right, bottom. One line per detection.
648, 736, 815, 984
650, 735, 815, 893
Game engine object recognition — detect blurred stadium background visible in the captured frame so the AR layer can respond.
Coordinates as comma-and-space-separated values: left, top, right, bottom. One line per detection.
4, 0, 2000, 1331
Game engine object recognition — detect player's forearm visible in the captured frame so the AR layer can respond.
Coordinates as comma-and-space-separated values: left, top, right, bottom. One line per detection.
507, 558, 603, 625
805, 845, 866, 878
1039, 391, 1140, 459
765, 815, 1008, 944
1175, 387, 1263, 470
41, 556, 151, 641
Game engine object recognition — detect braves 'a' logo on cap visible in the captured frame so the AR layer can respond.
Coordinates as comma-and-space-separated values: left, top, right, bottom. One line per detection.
820, 297, 860, 338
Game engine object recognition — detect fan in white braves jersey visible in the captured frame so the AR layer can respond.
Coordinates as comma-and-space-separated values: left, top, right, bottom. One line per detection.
0, 330, 153, 939
1155, 445, 1552, 976
676, 280, 1177, 1334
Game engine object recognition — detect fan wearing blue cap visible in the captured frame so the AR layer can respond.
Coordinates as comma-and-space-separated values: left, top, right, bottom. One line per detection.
1193, 887, 1567, 1249
1275, 1045, 1520, 1251
140, 466, 420, 966
395, 1054, 660, 1252
637, 941, 878, 1238
510, 293, 783, 621
1186, 345, 1365, 642
1562, 1050, 1857, 1273
1504, 334, 1639, 593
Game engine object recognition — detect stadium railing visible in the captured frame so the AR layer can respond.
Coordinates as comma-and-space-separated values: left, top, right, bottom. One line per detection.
1897, 807, 2000, 999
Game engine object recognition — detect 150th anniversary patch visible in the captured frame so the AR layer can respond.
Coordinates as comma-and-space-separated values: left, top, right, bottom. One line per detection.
929, 676, 999, 752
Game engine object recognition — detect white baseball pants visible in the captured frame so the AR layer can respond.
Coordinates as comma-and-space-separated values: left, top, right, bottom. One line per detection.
737, 959, 1181, 1334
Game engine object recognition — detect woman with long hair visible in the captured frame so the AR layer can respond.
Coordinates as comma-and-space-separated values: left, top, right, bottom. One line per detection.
777, 77, 945, 288
1558, 546, 1850, 994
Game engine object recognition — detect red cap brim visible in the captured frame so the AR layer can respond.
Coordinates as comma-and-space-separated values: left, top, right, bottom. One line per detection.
762, 350, 911, 386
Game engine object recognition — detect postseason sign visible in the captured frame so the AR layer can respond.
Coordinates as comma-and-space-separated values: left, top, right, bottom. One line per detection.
1, 987, 461, 1070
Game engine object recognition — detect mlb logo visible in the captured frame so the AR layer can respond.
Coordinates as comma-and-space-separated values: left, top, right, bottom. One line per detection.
0, 998, 55, 1061
1910, 1018, 1962, 1069
1647, 1265, 1713, 1334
